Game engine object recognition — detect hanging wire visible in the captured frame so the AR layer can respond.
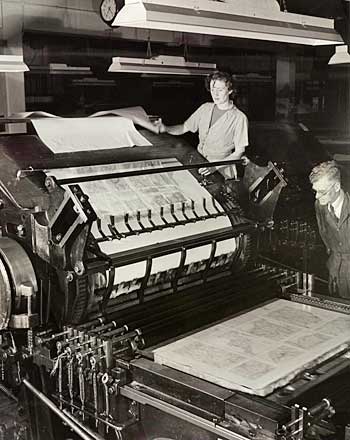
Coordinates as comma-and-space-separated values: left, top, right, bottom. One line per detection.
182, 33, 189, 61
280, 0, 288, 12
146, 31, 152, 58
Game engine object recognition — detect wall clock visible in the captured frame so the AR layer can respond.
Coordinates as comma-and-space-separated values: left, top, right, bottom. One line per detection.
100, 0, 119, 26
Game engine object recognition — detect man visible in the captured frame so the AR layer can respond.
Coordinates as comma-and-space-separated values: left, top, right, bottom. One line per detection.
309, 161, 350, 298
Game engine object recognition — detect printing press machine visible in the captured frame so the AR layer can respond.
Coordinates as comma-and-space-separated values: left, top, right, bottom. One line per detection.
0, 118, 349, 440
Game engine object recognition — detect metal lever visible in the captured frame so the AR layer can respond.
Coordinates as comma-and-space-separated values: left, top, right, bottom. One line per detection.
160, 206, 169, 225
136, 211, 146, 231
124, 213, 135, 234
170, 204, 179, 223
67, 356, 74, 412
90, 357, 99, 428
181, 201, 189, 220
102, 373, 111, 432
190, 200, 199, 219
203, 197, 211, 216
77, 354, 86, 420
108, 216, 123, 239
147, 209, 156, 228
58, 355, 64, 409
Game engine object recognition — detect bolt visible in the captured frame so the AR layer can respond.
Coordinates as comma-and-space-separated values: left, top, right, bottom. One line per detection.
20, 283, 34, 297
66, 273, 74, 282
74, 263, 84, 275
45, 177, 56, 190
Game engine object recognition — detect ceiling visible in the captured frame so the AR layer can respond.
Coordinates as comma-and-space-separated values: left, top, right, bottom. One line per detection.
284, 0, 346, 18
285, 0, 349, 43
23, 0, 350, 71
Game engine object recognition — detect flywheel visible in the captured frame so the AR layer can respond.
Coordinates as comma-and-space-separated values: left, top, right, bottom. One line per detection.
0, 237, 37, 329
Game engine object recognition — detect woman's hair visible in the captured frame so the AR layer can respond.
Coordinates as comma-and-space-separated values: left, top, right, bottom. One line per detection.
205, 70, 237, 95
309, 161, 341, 185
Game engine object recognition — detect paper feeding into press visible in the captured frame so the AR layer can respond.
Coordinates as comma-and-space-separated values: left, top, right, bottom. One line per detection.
12, 106, 157, 153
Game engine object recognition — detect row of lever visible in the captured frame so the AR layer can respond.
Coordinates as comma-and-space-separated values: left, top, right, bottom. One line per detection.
36, 322, 143, 434
94, 197, 240, 242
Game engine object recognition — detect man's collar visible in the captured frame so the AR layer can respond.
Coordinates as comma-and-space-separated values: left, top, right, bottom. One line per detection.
331, 189, 345, 210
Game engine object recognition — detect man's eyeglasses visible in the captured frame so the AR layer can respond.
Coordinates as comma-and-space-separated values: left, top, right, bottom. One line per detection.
312, 183, 336, 197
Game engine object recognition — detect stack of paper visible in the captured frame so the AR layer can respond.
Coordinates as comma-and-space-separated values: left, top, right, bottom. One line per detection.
154, 299, 350, 396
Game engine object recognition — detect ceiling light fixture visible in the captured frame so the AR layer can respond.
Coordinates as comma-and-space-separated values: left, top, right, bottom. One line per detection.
328, 45, 350, 65
49, 64, 92, 75
112, 0, 343, 46
30, 64, 92, 75
71, 78, 116, 86
0, 55, 29, 72
108, 55, 216, 75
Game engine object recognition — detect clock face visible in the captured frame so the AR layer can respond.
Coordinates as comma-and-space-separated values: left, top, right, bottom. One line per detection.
100, 0, 118, 24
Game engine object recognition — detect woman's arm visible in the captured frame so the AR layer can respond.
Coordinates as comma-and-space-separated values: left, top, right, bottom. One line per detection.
198, 145, 248, 177
158, 122, 188, 135
219, 144, 246, 163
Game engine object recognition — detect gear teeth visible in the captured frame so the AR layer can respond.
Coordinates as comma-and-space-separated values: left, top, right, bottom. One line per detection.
70, 276, 89, 324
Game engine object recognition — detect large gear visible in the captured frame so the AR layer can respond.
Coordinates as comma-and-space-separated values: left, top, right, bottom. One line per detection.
0, 237, 37, 330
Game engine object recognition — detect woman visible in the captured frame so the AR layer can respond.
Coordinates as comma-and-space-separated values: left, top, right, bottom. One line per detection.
157, 70, 249, 178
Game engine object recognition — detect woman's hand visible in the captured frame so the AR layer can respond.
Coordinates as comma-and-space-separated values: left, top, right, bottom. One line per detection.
153, 118, 167, 134
198, 166, 217, 176
241, 155, 250, 166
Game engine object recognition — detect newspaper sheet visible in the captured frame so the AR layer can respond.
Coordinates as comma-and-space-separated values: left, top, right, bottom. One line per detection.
10, 111, 58, 118
90, 106, 159, 134
32, 116, 152, 153
153, 299, 350, 396
47, 158, 235, 286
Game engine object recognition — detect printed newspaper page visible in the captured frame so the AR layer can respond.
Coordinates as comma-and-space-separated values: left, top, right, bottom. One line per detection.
89, 106, 159, 134
32, 116, 152, 153
153, 299, 350, 396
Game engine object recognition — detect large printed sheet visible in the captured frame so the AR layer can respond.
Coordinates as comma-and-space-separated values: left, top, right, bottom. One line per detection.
89, 106, 159, 134
32, 116, 151, 153
13, 106, 157, 153
153, 299, 350, 396
48, 158, 235, 287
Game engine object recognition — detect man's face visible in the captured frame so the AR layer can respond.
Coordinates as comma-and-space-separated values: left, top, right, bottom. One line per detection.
312, 175, 340, 205
210, 79, 232, 106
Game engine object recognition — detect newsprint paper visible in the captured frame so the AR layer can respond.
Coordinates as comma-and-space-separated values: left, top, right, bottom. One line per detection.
153, 299, 350, 396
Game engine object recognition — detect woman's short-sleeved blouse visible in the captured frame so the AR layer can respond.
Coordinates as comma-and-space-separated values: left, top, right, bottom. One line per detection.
184, 102, 248, 162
